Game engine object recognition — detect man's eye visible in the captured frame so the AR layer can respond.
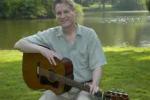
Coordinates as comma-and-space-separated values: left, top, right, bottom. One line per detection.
64, 10, 69, 14
56, 12, 61, 16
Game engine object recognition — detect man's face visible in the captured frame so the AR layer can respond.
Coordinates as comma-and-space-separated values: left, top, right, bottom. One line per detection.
55, 3, 76, 28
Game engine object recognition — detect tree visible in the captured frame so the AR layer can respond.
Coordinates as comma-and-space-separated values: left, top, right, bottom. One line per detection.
113, 0, 145, 10
0, 0, 54, 19
146, 0, 150, 11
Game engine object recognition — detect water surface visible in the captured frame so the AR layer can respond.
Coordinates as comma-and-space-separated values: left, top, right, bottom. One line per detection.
0, 11, 150, 49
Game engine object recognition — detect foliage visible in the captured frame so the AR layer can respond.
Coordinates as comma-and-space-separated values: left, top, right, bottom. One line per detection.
111, 0, 147, 10
75, 3, 84, 24
146, 0, 150, 11
0, 0, 83, 19
75, 0, 92, 7
0, 0, 54, 19
75, 0, 148, 11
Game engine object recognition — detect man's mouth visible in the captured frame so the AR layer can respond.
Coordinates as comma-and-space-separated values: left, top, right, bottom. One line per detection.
60, 20, 66, 23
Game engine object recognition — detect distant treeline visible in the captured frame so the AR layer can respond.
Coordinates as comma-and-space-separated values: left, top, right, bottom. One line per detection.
0, 0, 149, 19
146, 0, 150, 11
0, 0, 54, 19
75, 0, 148, 11
0, 0, 83, 19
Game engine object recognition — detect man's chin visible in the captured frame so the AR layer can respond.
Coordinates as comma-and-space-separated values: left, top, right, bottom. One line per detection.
61, 24, 70, 28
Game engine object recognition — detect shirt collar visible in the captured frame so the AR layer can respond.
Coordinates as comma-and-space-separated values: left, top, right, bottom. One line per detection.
56, 24, 82, 37
76, 24, 82, 37
56, 26, 63, 37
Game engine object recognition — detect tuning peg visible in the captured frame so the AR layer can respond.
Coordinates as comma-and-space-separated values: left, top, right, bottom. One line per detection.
118, 89, 126, 93
116, 88, 121, 92
111, 88, 116, 92
104, 89, 129, 100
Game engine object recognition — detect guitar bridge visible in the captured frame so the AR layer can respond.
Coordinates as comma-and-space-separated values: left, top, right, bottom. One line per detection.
37, 64, 59, 88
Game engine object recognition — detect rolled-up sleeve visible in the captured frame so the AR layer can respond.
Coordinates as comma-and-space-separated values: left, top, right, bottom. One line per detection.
23, 30, 53, 49
88, 29, 107, 70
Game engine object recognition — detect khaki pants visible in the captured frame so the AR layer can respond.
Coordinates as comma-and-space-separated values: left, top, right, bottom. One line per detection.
39, 88, 99, 100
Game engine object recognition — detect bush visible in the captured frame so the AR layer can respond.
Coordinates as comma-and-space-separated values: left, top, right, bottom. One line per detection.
113, 0, 144, 10
0, 0, 83, 19
0, 0, 54, 19
146, 0, 150, 11
74, 3, 84, 24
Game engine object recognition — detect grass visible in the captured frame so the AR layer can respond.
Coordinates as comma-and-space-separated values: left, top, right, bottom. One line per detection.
0, 47, 150, 100
0, 51, 41, 100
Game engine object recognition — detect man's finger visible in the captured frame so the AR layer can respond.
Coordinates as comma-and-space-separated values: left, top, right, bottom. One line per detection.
92, 86, 99, 95
92, 86, 95, 94
51, 56, 56, 66
47, 56, 52, 65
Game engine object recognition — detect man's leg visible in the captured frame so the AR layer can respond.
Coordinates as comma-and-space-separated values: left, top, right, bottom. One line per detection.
61, 88, 80, 100
39, 90, 57, 100
39, 90, 71, 100
39, 88, 99, 100
76, 91, 99, 100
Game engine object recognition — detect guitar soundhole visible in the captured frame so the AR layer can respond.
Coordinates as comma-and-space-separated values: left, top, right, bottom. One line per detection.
39, 75, 59, 88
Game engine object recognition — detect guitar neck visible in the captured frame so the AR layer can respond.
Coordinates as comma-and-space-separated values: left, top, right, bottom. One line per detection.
39, 67, 90, 92
55, 72, 90, 92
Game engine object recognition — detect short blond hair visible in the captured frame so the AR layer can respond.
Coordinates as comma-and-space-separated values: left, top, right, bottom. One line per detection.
52, 0, 75, 13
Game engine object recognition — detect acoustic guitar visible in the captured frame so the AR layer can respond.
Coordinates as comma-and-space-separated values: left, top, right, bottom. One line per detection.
22, 53, 129, 100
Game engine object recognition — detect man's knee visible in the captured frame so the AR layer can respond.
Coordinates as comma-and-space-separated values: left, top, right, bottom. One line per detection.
39, 90, 56, 100
76, 91, 91, 100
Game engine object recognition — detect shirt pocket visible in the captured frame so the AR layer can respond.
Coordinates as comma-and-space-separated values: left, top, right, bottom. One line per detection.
76, 49, 88, 69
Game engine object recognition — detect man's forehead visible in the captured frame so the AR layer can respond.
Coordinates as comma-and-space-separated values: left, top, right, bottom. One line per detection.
55, 3, 73, 11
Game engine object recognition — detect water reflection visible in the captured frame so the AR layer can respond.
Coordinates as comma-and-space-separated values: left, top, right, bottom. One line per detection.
86, 16, 146, 24
99, 16, 146, 24
0, 19, 57, 49
84, 11, 150, 47
0, 11, 150, 49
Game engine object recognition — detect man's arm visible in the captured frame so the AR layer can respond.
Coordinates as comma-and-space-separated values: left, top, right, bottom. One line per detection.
89, 67, 102, 94
14, 39, 60, 65
14, 39, 44, 53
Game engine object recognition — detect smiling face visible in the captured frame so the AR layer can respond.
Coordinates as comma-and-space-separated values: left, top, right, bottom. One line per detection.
54, 3, 76, 28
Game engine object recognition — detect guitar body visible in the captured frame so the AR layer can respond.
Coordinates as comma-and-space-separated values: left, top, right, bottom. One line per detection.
22, 53, 73, 94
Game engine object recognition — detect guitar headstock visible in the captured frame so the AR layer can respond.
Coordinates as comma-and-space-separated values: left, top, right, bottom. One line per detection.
103, 90, 129, 100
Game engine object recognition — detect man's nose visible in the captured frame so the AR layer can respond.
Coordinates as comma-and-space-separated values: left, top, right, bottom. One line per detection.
60, 13, 65, 18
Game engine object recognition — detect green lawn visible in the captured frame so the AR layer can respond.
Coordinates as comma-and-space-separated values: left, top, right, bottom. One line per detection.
0, 47, 150, 100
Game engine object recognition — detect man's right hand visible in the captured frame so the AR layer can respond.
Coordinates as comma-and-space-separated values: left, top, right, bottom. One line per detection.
39, 47, 62, 66
14, 39, 62, 65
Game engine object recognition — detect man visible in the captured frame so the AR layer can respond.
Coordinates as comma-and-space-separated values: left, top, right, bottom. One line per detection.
14, 0, 107, 100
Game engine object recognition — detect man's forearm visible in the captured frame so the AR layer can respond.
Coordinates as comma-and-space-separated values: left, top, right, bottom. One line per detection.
88, 67, 102, 94
92, 67, 102, 86
14, 39, 43, 53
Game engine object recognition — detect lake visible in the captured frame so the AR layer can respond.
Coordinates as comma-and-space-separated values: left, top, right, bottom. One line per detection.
0, 11, 150, 49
